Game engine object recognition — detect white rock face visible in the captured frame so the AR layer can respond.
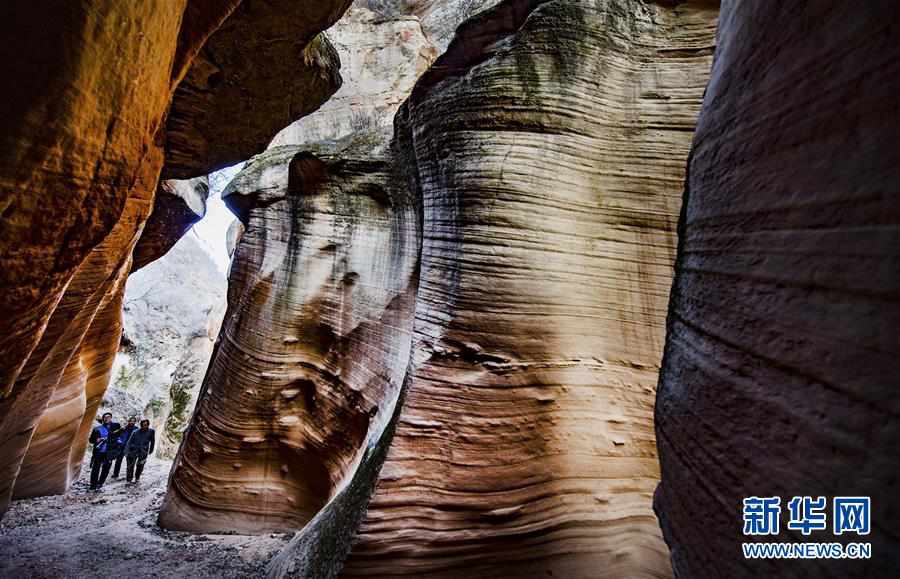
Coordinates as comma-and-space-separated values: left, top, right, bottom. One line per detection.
271, 5, 436, 147
269, 0, 502, 148
363, 0, 502, 51
104, 233, 227, 458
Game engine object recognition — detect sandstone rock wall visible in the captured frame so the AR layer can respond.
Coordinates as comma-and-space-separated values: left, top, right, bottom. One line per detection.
0, 0, 208, 404
0, 0, 352, 515
653, 2, 900, 578
159, 143, 420, 535
4, 145, 157, 504
341, 1, 718, 576
161, 2, 718, 576
12, 245, 131, 500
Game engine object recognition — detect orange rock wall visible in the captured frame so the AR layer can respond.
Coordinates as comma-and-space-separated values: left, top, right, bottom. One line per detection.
0, 0, 352, 516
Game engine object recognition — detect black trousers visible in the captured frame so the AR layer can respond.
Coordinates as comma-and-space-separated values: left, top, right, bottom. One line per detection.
126, 454, 148, 481
111, 454, 124, 477
89, 452, 111, 489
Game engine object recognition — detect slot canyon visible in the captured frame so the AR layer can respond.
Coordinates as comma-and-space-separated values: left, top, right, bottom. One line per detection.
0, 1, 897, 578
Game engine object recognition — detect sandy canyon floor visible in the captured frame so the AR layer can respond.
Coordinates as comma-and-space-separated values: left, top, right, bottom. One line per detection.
0, 458, 290, 578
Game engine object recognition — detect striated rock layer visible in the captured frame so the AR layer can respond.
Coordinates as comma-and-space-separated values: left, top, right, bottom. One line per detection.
0, 0, 351, 515
341, 1, 718, 577
159, 143, 420, 538
4, 140, 158, 504
653, 2, 900, 578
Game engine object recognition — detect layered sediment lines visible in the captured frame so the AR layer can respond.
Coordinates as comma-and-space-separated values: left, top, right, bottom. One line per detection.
159, 144, 420, 537
0, 0, 351, 515
653, 2, 900, 578
342, 1, 718, 577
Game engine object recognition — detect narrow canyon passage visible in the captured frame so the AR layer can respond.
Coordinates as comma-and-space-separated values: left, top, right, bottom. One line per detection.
1, 1, 898, 579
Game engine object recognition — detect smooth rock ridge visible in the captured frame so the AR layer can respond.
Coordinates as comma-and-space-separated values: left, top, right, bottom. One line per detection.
159, 142, 420, 539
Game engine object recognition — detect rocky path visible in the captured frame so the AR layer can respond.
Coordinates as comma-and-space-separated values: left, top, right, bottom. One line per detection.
0, 458, 290, 578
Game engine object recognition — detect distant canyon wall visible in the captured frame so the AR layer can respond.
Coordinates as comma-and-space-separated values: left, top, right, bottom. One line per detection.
270, 0, 506, 149
105, 233, 227, 460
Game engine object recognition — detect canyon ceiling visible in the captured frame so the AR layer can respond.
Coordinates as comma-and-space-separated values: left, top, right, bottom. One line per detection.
0, 1, 897, 579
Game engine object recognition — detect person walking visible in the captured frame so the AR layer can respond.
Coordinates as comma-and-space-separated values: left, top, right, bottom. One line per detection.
88, 413, 121, 491
124, 419, 156, 484
110, 416, 138, 479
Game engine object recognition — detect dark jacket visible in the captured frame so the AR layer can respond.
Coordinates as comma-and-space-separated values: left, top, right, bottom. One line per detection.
89, 422, 121, 454
125, 427, 155, 457
110, 425, 138, 458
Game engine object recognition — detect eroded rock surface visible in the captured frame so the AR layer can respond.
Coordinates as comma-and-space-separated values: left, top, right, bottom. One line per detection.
159, 144, 420, 536
653, 2, 900, 578
0, 5, 205, 510
163, 0, 352, 179
270, 4, 438, 148
9, 180, 154, 501
131, 177, 210, 271
341, 1, 718, 577
0, 0, 352, 515
363, 0, 503, 52
270, 0, 515, 150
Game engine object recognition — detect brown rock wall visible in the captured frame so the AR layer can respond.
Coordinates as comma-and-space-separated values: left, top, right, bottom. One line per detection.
653, 2, 900, 577
159, 144, 420, 535
342, 1, 718, 576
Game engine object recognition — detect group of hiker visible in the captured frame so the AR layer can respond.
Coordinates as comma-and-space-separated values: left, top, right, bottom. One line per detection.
88, 413, 156, 491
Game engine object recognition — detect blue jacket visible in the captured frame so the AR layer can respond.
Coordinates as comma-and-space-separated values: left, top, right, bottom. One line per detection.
89, 422, 120, 454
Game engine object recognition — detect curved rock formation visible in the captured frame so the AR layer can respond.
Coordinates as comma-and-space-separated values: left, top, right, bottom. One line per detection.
0, 0, 352, 515
340, 0, 718, 577
0, 0, 209, 422
159, 143, 420, 535
131, 177, 210, 272
653, 2, 900, 578
2, 146, 158, 506
162, 0, 351, 179
12, 258, 129, 500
